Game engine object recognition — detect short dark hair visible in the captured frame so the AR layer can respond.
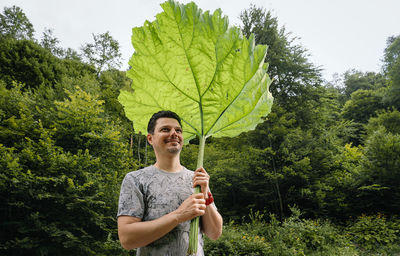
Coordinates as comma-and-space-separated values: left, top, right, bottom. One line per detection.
147, 110, 182, 134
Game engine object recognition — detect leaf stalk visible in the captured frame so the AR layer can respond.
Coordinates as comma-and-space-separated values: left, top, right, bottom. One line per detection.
188, 135, 206, 255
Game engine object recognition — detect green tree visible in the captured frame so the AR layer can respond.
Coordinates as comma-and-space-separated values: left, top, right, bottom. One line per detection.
383, 35, 400, 74
40, 28, 64, 57
0, 38, 95, 89
64, 47, 81, 61
341, 70, 388, 103
233, 5, 347, 220
360, 110, 400, 215
366, 108, 400, 135
98, 70, 133, 125
383, 35, 400, 108
0, 83, 135, 255
0, 38, 60, 88
240, 5, 322, 107
340, 88, 386, 145
81, 31, 122, 76
316, 143, 364, 220
0, 5, 34, 40
332, 109, 400, 218
355, 128, 400, 215
341, 89, 384, 124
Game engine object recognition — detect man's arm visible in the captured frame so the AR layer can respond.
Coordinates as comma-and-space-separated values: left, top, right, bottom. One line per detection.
118, 193, 206, 250
201, 203, 223, 240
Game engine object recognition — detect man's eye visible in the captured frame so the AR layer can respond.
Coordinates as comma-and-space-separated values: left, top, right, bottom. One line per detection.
161, 128, 169, 132
176, 129, 182, 133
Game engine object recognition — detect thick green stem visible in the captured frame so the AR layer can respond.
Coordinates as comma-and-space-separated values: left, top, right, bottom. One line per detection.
196, 136, 206, 169
188, 136, 206, 255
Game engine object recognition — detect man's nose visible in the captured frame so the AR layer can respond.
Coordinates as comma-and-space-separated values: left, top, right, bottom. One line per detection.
170, 129, 178, 136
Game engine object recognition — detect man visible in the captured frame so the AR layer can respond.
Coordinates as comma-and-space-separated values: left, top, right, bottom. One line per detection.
117, 110, 223, 255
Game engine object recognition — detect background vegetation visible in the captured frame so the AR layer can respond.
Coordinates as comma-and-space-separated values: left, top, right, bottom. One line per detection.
1, 4, 399, 255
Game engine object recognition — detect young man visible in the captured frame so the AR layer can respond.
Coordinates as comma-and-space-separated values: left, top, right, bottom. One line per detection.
117, 110, 223, 255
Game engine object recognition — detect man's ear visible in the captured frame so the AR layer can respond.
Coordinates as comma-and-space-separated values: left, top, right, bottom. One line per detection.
147, 134, 153, 145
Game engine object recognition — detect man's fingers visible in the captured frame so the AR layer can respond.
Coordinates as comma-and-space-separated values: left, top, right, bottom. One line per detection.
192, 193, 204, 198
195, 167, 206, 172
190, 194, 206, 216
193, 172, 209, 185
193, 177, 209, 183
195, 167, 209, 176
194, 199, 206, 205
194, 173, 209, 179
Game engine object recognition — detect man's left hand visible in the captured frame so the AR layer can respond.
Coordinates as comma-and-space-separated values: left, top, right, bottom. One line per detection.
192, 167, 210, 199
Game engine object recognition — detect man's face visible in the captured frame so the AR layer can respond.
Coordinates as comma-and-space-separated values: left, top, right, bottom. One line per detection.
147, 117, 183, 155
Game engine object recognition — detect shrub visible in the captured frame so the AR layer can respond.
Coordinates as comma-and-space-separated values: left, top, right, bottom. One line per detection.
205, 207, 359, 256
204, 221, 272, 256
347, 213, 400, 251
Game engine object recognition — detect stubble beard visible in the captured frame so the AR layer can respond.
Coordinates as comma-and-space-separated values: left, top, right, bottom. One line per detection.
167, 146, 182, 154
165, 138, 182, 154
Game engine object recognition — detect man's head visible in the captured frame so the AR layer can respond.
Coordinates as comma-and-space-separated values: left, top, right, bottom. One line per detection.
147, 110, 183, 155
147, 110, 182, 134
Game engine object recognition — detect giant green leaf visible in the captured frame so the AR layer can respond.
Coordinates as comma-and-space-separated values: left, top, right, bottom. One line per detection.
118, 0, 273, 254
118, 0, 273, 145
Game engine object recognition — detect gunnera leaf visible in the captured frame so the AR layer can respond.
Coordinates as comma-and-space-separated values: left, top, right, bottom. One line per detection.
118, 0, 273, 144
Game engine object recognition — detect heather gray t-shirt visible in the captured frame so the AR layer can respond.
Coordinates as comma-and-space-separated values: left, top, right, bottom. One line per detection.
117, 165, 204, 256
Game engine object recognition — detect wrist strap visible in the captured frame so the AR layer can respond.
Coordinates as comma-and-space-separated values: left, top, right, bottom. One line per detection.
205, 191, 214, 206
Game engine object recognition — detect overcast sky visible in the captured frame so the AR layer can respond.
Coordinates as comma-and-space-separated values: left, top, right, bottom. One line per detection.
2, 0, 399, 81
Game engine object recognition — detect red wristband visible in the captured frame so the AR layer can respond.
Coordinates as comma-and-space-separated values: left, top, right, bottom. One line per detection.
205, 192, 214, 206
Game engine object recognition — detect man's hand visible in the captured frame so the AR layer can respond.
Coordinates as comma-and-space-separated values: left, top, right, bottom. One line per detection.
192, 167, 223, 240
193, 167, 210, 198
174, 193, 206, 223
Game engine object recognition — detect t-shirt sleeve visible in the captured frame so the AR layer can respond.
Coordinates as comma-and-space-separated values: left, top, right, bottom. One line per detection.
117, 173, 145, 218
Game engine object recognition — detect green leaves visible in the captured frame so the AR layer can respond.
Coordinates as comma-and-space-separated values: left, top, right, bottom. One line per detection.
118, 0, 273, 143
0, 81, 134, 254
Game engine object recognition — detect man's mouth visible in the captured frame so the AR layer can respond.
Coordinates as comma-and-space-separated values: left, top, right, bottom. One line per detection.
166, 140, 180, 144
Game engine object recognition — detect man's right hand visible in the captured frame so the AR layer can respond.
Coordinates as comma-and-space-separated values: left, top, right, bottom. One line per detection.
174, 193, 206, 223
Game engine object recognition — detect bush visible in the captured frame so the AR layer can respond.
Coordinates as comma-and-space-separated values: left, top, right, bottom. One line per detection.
347, 213, 400, 252
204, 221, 272, 256
261, 207, 356, 255
205, 207, 359, 256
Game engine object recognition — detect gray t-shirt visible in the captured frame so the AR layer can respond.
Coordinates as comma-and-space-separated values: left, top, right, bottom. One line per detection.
117, 165, 204, 256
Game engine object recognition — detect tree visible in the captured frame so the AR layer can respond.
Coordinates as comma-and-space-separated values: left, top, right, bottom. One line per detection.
366, 108, 400, 135
383, 35, 400, 109
40, 28, 64, 57
233, 5, 348, 220
0, 5, 34, 40
0, 38, 61, 88
0, 37, 96, 89
340, 89, 384, 145
0, 83, 135, 255
64, 47, 81, 61
383, 35, 400, 74
240, 5, 322, 107
362, 109, 400, 214
81, 31, 122, 76
341, 89, 384, 124
355, 128, 400, 215
312, 143, 364, 221
341, 70, 388, 102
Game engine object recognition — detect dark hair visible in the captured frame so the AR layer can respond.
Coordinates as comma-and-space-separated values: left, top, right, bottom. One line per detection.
147, 110, 182, 134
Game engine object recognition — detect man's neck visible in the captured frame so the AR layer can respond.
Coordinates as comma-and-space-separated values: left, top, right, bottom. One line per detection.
154, 154, 182, 173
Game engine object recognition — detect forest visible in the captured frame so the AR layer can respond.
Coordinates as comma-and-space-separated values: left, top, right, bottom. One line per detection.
1, 3, 399, 256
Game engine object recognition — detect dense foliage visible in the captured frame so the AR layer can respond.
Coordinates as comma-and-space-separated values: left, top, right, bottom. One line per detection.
1, 3, 399, 255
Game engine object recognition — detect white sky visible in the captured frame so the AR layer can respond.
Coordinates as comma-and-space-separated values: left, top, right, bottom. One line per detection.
2, 0, 399, 81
